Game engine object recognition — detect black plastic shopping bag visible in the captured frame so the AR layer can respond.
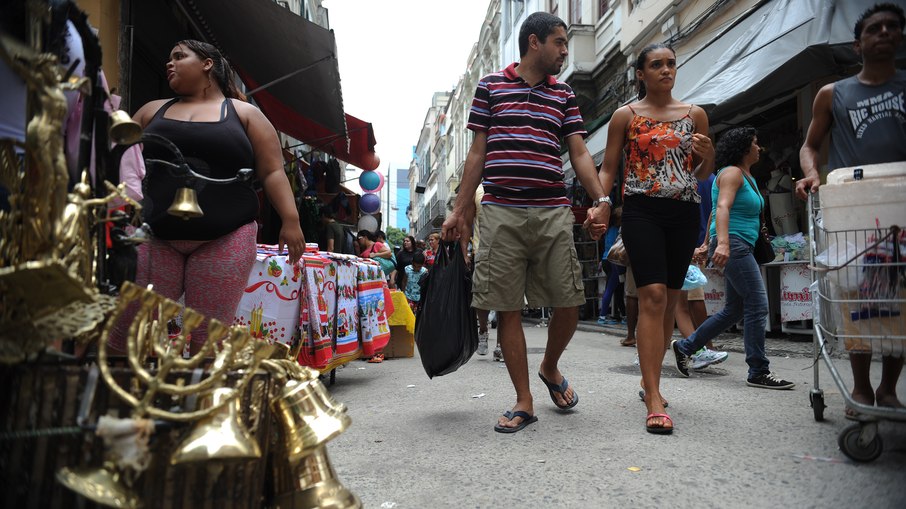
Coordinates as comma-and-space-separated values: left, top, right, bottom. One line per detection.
415, 241, 478, 378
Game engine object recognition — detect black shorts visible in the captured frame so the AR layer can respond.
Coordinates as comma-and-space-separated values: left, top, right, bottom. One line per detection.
621, 194, 700, 290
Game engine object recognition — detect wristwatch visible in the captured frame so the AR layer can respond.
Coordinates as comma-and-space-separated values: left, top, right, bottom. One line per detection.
592, 196, 612, 208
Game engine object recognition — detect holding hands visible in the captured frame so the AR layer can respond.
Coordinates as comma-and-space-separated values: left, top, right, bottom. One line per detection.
583, 203, 609, 240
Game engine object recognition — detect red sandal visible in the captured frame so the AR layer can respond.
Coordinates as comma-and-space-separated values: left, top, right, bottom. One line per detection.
367, 353, 385, 363
645, 413, 673, 434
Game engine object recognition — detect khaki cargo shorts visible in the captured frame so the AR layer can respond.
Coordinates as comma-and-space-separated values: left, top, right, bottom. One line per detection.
624, 265, 637, 298
472, 205, 585, 311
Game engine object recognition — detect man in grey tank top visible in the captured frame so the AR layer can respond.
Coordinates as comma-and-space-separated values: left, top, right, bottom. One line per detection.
798, 3, 905, 419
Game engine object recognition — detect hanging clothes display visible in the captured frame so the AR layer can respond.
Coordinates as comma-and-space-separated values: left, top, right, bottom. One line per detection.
233, 244, 304, 347
331, 257, 360, 362
356, 261, 391, 357
299, 248, 336, 369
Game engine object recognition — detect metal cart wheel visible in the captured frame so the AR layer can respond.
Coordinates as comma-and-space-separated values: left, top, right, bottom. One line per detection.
809, 389, 825, 422
838, 422, 883, 462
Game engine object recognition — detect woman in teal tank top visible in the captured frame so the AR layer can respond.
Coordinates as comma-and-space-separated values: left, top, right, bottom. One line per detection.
670, 127, 795, 390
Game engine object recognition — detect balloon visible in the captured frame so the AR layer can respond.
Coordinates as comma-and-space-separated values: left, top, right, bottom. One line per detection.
359, 170, 383, 192
357, 214, 378, 233
359, 192, 381, 214
360, 152, 380, 171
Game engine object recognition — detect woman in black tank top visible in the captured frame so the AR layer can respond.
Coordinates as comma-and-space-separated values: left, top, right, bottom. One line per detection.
132, 39, 303, 258
110, 40, 304, 356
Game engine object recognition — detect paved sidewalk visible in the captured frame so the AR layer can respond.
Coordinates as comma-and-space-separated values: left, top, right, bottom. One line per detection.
539, 317, 822, 359
326, 320, 906, 508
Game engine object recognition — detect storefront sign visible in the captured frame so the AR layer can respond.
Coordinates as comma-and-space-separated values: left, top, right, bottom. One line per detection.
780, 263, 812, 322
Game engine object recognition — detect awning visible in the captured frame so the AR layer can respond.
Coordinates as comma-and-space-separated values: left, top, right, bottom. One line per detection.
675, 0, 906, 123
179, 0, 379, 170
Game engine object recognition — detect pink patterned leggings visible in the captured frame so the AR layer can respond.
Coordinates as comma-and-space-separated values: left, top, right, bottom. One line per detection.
108, 221, 257, 351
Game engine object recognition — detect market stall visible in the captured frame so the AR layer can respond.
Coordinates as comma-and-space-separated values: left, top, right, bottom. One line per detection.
234, 244, 392, 374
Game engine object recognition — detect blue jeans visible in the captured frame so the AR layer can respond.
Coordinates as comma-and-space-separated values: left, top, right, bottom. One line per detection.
677, 235, 769, 377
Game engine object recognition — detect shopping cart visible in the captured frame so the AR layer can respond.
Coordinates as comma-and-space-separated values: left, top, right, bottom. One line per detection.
807, 192, 906, 462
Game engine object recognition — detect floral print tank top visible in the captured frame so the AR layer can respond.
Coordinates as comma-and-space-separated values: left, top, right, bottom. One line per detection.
623, 105, 700, 203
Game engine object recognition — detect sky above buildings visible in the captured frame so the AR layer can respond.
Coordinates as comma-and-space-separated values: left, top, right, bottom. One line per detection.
325, 0, 491, 190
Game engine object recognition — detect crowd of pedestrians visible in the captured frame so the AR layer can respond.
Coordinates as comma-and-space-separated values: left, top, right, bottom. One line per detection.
439, 3, 904, 435
157, 3, 898, 436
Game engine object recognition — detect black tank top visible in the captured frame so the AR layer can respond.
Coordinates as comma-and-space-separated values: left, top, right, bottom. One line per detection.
142, 98, 258, 240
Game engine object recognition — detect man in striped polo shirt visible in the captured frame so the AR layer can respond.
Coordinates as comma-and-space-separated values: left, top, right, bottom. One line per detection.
442, 11, 609, 434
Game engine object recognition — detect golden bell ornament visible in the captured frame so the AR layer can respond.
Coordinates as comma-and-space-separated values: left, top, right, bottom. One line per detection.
56, 462, 141, 509
108, 110, 143, 145
272, 378, 351, 464
169, 387, 262, 465
167, 187, 203, 220
272, 446, 361, 509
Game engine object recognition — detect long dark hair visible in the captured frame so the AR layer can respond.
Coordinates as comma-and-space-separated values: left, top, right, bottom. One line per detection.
715, 127, 757, 169
402, 235, 417, 252
176, 39, 246, 101
635, 43, 675, 100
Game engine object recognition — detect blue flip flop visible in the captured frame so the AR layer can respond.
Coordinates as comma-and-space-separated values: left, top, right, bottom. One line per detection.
538, 372, 579, 410
494, 410, 538, 434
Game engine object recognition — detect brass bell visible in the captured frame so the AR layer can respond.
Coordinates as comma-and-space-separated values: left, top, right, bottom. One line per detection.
272, 378, 351, 464
56, 462, 141, 508
167, 187, 203, 220
108, 110, 143, 145
272, 445, 361, 509
170, 387, 262, 464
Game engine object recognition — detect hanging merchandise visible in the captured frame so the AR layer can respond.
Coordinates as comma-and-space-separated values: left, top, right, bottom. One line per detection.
359, 170, 384, 193
359, 192, 381, 214
357, 214, 378, 233
325, 158, 341, 193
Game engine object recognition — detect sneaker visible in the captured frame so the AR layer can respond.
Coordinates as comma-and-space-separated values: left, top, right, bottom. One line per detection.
598, 316, 621, 325
493, 344, 504, 362
670, 339, 690, 377
690, 348, 729, 370
477, 331, 489, 356
747, 372, 795, 390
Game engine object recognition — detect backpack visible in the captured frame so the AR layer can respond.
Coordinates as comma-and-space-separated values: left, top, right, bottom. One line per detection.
341, 228, 357, 255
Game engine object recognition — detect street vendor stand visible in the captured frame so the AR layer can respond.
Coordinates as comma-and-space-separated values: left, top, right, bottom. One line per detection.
234, 244, 392, 378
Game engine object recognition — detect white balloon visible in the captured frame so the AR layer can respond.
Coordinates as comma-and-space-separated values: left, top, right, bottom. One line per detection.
357, 214, 378, 233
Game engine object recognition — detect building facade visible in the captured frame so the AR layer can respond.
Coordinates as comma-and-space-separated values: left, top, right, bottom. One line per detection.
409, 91, 451, 239
395, 167, 410, 232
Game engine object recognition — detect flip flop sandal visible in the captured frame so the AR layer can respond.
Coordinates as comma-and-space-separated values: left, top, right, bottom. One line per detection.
620, 338, 637, 347
538, 372, 579, 410
494, 410, 538, 434
645, 413, 674, 435
638, 390, 669, 408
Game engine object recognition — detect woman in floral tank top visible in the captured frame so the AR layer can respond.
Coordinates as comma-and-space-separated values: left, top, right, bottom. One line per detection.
591, 43, 715, 434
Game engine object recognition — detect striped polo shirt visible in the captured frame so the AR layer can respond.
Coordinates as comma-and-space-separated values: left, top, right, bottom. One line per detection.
467, 62, 587, 207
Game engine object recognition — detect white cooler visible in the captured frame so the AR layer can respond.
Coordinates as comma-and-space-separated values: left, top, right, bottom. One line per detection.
820, 162, 906, 231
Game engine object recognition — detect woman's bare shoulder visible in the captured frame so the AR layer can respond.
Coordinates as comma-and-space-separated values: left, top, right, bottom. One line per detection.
133, 99, 172, 126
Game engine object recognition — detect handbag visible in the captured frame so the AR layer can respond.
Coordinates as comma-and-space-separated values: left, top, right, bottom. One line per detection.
754, 220, 775, 264
375, 255, 396, 275
606, 234, 629, 267
744, 174, 775, 265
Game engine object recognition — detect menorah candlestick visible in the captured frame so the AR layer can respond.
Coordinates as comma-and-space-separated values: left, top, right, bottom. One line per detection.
98, 281, 265, 422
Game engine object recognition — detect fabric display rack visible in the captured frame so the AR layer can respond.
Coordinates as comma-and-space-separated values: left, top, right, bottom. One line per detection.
234, 244, 393, 375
